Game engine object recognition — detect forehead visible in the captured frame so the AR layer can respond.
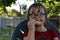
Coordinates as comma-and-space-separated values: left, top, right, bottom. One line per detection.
29, 6, 45, 14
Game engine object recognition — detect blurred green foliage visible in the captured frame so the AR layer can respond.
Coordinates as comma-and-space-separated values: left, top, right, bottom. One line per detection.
0, 0, 16, 6
34, 0, 60, 17
0, 0, 16, 15
0, 0, 60, 17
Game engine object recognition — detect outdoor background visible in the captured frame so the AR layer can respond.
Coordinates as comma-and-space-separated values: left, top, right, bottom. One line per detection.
0, 0, 60, 40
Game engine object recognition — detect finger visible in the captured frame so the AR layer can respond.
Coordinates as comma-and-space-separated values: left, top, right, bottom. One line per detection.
29, 17, 35, 21
29, 16, 33, 20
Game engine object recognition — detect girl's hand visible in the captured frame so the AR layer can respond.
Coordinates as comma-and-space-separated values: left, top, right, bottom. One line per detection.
27, 17, 36, 31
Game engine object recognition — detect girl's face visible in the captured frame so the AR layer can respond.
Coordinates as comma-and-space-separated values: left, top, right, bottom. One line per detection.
29, 7, 46, 25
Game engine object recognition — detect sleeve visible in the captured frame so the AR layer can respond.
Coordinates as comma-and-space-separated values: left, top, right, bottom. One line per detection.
51, 29, 58, 38
23, 30, 28, 38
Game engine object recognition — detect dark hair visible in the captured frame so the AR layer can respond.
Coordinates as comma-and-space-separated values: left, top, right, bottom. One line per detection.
27, 3, 48, 26
27, 3, 48, 20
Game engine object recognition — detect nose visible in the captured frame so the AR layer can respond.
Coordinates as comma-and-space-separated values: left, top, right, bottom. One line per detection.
35, 16, 42, 21
36, 15, 43, 18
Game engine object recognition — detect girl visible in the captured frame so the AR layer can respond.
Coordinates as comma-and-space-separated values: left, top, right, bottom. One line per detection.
23, 3, 59, 40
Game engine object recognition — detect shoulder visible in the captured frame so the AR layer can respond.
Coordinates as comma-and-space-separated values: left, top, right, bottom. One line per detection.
47, 28, 58, 38
48, 29, 57, 33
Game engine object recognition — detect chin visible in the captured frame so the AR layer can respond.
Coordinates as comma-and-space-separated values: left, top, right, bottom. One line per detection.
35, 21, 44, 27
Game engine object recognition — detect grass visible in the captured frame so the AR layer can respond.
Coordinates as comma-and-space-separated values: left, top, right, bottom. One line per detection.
0, 27, 14, 35
0, 36, 11, 40
0, 27, 14, 40
0, 28, 8, 35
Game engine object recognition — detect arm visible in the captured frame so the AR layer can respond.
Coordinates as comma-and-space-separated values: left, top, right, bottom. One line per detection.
23, 17, 36, 40
54, 37, 59, 40
23, 31, 35, 40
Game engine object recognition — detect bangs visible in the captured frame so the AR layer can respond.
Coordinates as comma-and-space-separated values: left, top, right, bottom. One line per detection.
29, 6, 45, 14
29, 6, 40, 14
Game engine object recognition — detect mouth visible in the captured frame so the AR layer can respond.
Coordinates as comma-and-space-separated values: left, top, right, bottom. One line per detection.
36, 19, 43, 22
35, 19, 44, 25
40, 19, 43, 21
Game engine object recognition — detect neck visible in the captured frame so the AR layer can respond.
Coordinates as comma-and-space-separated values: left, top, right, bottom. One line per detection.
36, 25, 47, 32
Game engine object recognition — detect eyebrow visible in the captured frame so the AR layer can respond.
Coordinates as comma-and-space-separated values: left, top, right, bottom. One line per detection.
40, 8, 45, 13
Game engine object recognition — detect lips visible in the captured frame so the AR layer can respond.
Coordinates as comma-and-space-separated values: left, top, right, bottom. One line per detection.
35, 19, 44, 25
35, 19, 43, 21
40, 19, 43, 21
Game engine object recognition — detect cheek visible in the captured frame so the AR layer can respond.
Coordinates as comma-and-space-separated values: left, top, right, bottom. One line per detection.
42, 16, 45, 22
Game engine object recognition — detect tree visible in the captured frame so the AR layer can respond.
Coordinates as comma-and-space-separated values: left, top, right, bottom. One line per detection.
0, 0, 16, 13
